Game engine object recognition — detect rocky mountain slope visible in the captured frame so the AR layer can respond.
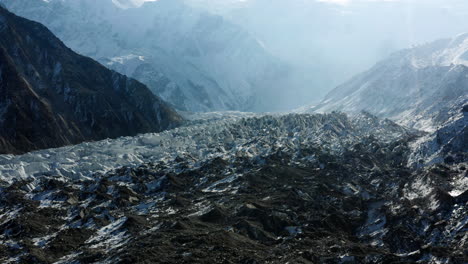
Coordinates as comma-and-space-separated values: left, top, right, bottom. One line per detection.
0, 6, 182, 154
0, 0, 289, 112
311, 36, 468, 132
0, 112, 466, 263
309, 35, 468, 168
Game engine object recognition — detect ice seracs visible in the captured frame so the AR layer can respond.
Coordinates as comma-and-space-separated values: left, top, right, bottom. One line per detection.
0, 112, 410, 184
0, 111, 465, 263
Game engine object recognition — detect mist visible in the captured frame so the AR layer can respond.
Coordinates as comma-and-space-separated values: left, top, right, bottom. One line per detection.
187, 0, 468, 109
0, 0, 466, 261
4, 0, 467, 112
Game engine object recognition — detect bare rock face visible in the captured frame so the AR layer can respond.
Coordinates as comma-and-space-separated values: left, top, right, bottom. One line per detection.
0, 6, 182, 154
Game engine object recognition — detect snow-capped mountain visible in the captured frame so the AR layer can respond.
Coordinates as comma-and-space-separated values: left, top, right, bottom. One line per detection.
406, 34, 468, 68
309, 35, 468, 167
0, 6, 182, 154
0, 0, 289, 112
188, 0, 468, 108
312, 36, 468, 132
0, 2, 466, 263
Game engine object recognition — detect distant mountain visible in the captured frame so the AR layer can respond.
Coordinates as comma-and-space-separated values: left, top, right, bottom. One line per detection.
188, 0, 468, 108
312, 36, 468, 131
0, 0, 289, 112
310, 36, 468, 166
0, 6, 182, 154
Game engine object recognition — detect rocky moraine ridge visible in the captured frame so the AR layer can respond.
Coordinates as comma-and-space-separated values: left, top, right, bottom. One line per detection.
0, 112, 466, 263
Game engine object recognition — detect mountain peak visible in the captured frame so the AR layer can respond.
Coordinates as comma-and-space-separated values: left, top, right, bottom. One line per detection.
400, 33, 468, 69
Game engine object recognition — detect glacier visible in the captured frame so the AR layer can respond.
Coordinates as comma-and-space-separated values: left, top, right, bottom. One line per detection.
0, 112, 465, 263
0, 112, 409, 184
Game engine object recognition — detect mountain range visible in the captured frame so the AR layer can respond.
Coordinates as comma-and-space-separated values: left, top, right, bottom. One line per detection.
313, 36, 468, 130
188, 0, 468, 107
0, 0, 289, 112
310, 35, 468, 167
0, 5, 182, 154
0, 3, 466, 264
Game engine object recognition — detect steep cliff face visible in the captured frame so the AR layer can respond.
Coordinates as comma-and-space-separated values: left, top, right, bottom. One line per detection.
0, 6, 182, 154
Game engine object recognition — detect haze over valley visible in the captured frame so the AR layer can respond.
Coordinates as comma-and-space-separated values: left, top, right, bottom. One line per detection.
0, 1, 466, 263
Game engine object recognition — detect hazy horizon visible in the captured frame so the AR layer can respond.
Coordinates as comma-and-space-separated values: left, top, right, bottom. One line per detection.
184, 0, 468, 108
